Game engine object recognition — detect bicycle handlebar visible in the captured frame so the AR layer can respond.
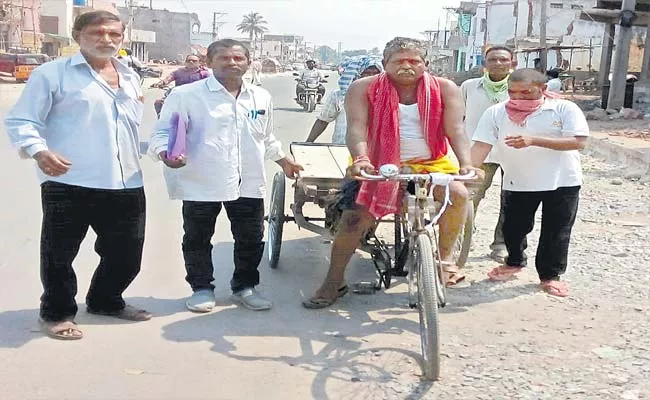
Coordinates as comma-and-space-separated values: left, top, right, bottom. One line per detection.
359, 164, 476, 185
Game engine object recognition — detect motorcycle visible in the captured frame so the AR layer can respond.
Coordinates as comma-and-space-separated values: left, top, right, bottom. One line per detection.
150, 83, 172, 119
293, 73, 328, 113
137, 66, 161, 85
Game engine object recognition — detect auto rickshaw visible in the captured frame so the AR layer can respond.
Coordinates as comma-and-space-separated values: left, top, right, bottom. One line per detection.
0, 53, 50, 83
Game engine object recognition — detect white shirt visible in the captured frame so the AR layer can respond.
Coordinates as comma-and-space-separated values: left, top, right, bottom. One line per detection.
4, 52, 144, 189
148, 76, 286, 202
473, 99, 589, 192
546, 78, 562, 93
399, 103, 431, 161
460, 77, 508, 164
317, 90, 346, 144
299, 68, 324, 81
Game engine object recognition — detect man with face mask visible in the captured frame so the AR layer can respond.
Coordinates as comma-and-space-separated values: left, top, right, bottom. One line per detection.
460, 46, 516, 263
4, 11, 150, 340
471, 68, 588, 298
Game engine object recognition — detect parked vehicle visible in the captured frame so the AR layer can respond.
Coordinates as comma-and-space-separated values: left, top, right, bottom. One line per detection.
0, 53, 50, 83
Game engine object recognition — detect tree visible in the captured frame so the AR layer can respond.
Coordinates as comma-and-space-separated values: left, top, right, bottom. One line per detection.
316, 45, 339, 64
341, 49, 368, 58
370, 47, 381, 55
236, 12, 269, 58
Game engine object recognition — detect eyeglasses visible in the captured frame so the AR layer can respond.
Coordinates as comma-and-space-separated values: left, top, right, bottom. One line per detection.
83, 29, 124, 41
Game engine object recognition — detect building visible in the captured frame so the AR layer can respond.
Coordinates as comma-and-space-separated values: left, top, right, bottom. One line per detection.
0, 0, 42, 53
260, 34, 304, 62
40, 0, 154, 60
118, 6, 199, 62
453, 1, 606, 71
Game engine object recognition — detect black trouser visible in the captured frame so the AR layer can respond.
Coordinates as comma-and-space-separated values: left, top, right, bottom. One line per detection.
40, 182, 146, 322
502, 186, 580, 281
182, 198, 264, 293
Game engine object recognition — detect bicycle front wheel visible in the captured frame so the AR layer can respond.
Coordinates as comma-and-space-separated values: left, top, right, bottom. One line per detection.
414, 233, 440, 381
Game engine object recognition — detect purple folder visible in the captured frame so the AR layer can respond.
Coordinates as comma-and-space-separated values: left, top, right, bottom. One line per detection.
167, 112, 187, 159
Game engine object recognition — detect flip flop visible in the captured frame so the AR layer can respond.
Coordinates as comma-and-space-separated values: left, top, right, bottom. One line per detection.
39, 319, 83, 341
302, 285, 348, 309
487, 265, 523, 281
87, 304, 152, 321
441, 262, 466, 287
541, 280, 570, 297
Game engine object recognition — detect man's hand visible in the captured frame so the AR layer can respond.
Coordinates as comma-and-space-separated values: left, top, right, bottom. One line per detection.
505, 135, 535, 149
459, 164, 485, 183
34, 150, 71, 177
277, 157, 304, 179
346, 160, 375, 179
159, 151, 186, 169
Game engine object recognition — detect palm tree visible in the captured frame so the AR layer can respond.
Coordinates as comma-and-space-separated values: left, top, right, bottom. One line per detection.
236, 12, 269, 58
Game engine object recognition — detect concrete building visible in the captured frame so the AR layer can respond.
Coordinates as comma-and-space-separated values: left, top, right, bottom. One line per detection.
0, 0, 42, 52
118, 6, 199, 62
40, 0, 154, 60
260, 34, 303, 62
457, 0, 604, 71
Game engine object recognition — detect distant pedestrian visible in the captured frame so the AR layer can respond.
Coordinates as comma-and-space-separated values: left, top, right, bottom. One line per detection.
471, 69, 588, 297
250, 58, 262, 85
4, 10, 150, 340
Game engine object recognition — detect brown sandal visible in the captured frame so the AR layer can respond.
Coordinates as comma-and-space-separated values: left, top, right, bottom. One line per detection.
39, 319, 83, 341
441, 262, 466, 287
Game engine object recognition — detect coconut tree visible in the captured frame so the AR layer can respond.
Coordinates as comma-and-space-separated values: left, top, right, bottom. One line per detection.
236, 12, 269, 58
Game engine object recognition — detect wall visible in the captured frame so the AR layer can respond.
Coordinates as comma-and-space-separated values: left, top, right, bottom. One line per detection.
41, 0, 73, 37
118, 7, 199, 61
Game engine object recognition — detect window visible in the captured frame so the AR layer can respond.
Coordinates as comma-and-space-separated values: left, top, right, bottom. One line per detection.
480, 18, 487, 33
571, 4, 583, 10
550, 3, 563, 8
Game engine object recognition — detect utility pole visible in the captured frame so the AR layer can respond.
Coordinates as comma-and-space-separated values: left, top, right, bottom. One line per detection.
608, 0, 637, 109
128, 0, 135, 48
211, 12, 227, 41
539, 0, 547, 71
149, 0, 152, 9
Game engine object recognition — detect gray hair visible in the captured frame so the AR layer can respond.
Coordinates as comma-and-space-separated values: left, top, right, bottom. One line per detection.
383, 37, 427, 62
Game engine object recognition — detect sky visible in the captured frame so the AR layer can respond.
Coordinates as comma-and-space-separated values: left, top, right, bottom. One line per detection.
148, 0, 461, 50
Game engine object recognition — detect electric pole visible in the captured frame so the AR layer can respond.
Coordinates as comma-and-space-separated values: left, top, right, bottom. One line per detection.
539, 0, 547, 71
211, 12, 227, 41
128, 0, 135, 48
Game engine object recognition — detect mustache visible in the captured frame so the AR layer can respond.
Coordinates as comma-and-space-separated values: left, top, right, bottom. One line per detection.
397, 69, 416, 76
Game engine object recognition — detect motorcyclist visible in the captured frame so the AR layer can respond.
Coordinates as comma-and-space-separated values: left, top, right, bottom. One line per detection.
152, 54, 211, 117
296, 59, 326, 103
117, 48, 143, 72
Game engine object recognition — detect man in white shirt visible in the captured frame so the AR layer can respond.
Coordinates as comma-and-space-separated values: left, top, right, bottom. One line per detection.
4, 11, 151, 340
296, 59, 326, 102
471, 69, 588, 298
546, 68, 563, 93
460, 46, 515, 263
149, 39, 302, 312
305, 57, 383, 144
